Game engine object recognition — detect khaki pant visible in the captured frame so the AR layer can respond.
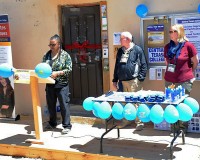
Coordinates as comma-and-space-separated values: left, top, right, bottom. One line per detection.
122, 78, 142, 92
122, 78, 143, 124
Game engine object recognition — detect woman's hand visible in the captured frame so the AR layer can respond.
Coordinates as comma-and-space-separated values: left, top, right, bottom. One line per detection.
50, 71, 61, 79
191, 55, 199, 72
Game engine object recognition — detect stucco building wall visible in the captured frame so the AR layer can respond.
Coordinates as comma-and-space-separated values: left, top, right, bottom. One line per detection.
0, 0, 199, 115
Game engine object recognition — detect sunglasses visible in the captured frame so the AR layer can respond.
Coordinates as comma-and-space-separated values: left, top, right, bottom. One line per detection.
169, 30, 177, 34
48, 43, 57, 47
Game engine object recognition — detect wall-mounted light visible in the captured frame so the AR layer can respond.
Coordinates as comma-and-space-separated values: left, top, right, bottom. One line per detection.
163, 16, 168, 23
154, 17, 158, 24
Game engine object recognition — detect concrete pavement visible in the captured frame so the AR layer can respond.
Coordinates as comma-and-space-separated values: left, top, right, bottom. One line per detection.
0, 114, 200, 160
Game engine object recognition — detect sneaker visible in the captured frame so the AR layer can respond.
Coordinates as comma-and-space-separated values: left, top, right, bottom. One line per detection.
44, 124, 56, 130
135, 123, 144, 131
61, 128, 71, 134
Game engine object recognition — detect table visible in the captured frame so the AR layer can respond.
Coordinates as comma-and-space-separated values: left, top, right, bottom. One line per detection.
93, 91, 188, 159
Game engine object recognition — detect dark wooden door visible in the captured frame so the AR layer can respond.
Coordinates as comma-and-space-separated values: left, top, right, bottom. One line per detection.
62, 5, 103, 104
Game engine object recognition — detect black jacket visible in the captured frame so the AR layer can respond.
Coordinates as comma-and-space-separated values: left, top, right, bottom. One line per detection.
113, 45, 147, 82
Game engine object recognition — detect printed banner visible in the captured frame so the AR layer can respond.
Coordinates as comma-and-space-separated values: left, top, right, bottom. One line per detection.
175, 17, 200, 65
0, 14, 15, 118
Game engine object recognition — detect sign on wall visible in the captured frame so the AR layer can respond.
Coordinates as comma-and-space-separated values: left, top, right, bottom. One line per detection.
147, 24, 164, 45
175, 17, 200, 64
148, 47, 165, 63
0, 14, 16, 119
142, 14, 200, 81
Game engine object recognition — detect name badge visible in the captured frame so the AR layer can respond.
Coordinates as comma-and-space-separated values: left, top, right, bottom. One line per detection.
167, 64, 176, 73
120, 54, 129, 63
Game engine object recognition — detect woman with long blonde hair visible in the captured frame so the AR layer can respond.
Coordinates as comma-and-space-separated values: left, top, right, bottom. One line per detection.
164, 24, 199, 135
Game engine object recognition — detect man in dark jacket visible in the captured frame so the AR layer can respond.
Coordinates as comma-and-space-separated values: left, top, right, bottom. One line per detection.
112, 31, 148, 131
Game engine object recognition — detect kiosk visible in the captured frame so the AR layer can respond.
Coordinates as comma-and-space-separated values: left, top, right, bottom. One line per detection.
14, 69, 55, 144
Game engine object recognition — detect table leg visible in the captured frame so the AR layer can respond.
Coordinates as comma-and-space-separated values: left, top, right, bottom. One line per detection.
100, 124, 117, 153
170, 124, 185, 159
25, 76, 44, 144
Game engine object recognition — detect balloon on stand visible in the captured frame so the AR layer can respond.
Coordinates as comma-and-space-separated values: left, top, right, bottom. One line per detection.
112, 103, 124, 120
123, 103, 137, 121
137, 104, 150, 122
92, 102, 101, 117
82, 97, 94, 111
164, 105, 179, 124
176, 103, 193, 122
0, 63, 14, 78
150, 104, 164, 124
136, 4, 148, 18
97, 101, 112, 119
35, 63, 52, 78
183, 97, 199, 114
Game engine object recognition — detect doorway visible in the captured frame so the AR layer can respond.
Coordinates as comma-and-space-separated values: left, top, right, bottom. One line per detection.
61, 5, 103, 104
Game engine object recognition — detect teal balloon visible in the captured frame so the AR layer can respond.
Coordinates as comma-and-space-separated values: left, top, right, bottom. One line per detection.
35, 63, 52, 78
184, 97, 199, 114
97, 102, 112, 119
137, 104, 150, 122
150, 104, 164, 124
92, 102, 101, 117
82, 97, 94, 111
123, 103, 137, 121
136, 4, 148, 18
112, 103, 124, 120
164, 105, 179, 124
0, 63, 14, 78
176, 103, 193, 122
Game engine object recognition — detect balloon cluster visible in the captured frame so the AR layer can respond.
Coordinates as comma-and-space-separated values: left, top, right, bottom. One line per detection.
0, 63, 52, 79
83, 97, 199, 123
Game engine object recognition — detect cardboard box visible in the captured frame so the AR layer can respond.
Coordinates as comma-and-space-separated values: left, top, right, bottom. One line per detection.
154, 120, 170, 131
154, 112, 200, 133
188, 112, 200, 133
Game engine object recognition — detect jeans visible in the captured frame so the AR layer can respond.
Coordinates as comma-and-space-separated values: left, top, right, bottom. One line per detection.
45, 85, 72, 129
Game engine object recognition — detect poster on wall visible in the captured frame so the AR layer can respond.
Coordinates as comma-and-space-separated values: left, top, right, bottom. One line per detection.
113, 32, 121, 45
0, 14, 16, 119
195, 66, 200, 80
175, 17, 200, 64
149, 67, 163, 80
147, 25, 164, 45
148, 47, 165, 63
101, 5, 107, 30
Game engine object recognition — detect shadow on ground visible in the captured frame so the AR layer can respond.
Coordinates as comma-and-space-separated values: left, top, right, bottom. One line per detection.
70, 137, 181, 160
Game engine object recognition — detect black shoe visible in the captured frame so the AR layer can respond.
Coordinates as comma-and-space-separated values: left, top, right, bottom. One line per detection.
44, 124, 57, 130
